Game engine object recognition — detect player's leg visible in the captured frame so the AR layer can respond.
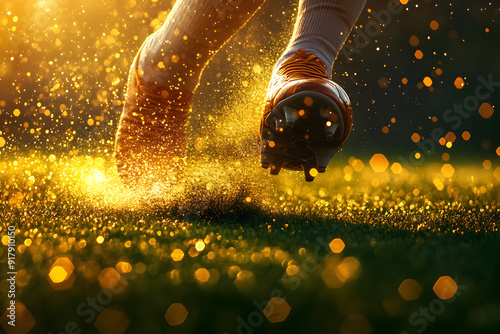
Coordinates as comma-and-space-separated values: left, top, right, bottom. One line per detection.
260, 0, 366, 181
115, 0, 266, 187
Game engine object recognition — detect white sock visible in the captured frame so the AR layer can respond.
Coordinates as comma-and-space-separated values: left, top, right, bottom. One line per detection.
137, 0, 266, 94
277, 0, 367, 77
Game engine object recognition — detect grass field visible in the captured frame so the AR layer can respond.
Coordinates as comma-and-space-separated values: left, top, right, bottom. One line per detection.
0, 0, 498, 333
0, 154, 499, 334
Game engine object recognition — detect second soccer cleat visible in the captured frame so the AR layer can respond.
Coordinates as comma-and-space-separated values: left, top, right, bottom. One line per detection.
260, 49, 353, 181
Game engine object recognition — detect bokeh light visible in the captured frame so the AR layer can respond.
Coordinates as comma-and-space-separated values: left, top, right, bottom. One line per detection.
48, 266, 69, 284
48, 256, 75, 289
369, 154, 389, 173
441, 164, 455, 178
321, 255, 344, 289
171, 249, 185, 262
234, 270, 257, 292
0, 302, 36, 334
98, 267, 122, 290
116, 261, 132, 274
329, 238, 345, 253
409, 35, 419, 46
263, 297, 291, 323
398, 279, 422, 301
478, 102, 494, 119
433, 276, 458, 300
337, 257, 362, 282
454, 76, 465, 89
94, 309, 129, 334
165, 303, 188, 326
194, 268, 210, 283
0, 0, 497, 332
429, 20, 439, 30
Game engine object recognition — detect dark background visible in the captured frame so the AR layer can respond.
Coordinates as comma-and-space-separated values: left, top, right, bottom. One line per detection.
0, 0, 498, 165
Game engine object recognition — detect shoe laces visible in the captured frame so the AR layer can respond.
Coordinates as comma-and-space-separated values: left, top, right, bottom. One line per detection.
277, 49, 328, 80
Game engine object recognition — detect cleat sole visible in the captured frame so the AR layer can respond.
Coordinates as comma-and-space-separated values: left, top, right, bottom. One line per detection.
270, 161, 283, 175
260, 91, 344, 181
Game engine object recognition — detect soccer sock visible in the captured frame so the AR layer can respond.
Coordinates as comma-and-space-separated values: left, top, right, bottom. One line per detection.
137, 0, 266, 94
276, 0, 367, 77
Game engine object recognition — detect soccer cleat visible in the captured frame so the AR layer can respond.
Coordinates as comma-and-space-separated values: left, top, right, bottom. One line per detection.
260, 49, 353, 181
114, 39, 192, 187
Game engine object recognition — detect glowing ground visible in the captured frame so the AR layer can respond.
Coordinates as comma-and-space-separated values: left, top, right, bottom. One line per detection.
0, 156, 499, 334
0, 1, 499, 333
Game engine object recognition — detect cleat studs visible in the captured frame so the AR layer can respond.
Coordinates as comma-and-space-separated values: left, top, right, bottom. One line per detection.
270, 161, 283, 175
283, 106, 299, 127
313, 146, 338, 171
324, 114, 340, 140
261, 92, 347, 179
316, 158, 330, 171
304, 169, 314, 182
301, 161, 317, 182
325, 123, 338, 139
261, 153, 273, 169
319, 107, 331, 118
